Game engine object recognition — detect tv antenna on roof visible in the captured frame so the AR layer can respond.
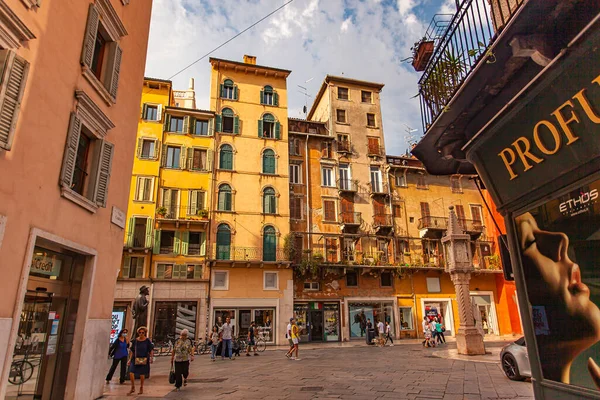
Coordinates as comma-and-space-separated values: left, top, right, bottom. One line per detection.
404, 124, 420, 153
297, 78, 313, 117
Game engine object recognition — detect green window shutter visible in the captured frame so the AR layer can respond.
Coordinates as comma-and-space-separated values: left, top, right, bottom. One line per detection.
200, 232, 206, 256
260, 90, 264, 105
60, 113, 82, 188
181, 231, 189, 255
190, 190, 198, 215
208, 118, 214, 136
233, 116, 239, 134
262, 154, 268, 173
174, 231, 181, 254
187, 147, 193, 170
270, 155, 276, 173
141, 104, 147, 119
258, 119, 263, 138
215, 115, 222, 132
135, 258, 144, 278
173, 265, 180, 279
161, 144, 167, 167
145, 218, 153, 248
274, 92, 279, 106
220, 84, 225, 98
190, 117, 196, 134
153, 230, 161, 254
225, 192, 232, 211
275, 122, 281, 139
94, 140, 114, 207
194, 265, 202, 279
126, 217, 134, 247
183, 116, 190, 134
157, 264, 165, 279
163, 114, 170, 132
80, 4, 99, 68
233, 86, 238, 100
122, 256, 130, 278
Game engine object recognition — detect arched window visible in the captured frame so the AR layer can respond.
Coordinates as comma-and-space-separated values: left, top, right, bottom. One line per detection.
219, 144, 233, 170
218, 184, 232, 211
263, 226, 276, 261
258, 113, 280, 139
260, 85, 278, 106
220, 79, 237, 100
218, 108, 239, 134
216, 224, 231, 260
263, 187, 276, 214
262, 149, 276, 174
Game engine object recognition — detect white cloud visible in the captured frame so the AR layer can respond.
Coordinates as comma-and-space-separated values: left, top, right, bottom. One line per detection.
144, 0, 440, 155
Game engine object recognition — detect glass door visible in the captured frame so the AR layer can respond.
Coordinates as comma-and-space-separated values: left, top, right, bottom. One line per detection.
309, 311, 324, 341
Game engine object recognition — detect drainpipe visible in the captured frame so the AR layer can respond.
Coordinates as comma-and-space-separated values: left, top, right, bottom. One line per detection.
410, 273, 419, 339
304, 134, 311, 252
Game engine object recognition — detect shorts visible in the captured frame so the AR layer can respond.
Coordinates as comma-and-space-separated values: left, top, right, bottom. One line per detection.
379, 333, 385, 339
248, 338, 255, 346
288, 338, 294, 346
292, 338, 299, 345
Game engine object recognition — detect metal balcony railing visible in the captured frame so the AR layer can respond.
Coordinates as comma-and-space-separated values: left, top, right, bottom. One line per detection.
373, 214, 393, 228
369, 181, 389, 195
418, 216, 485, 233
340, 212, 361, 225
209, 245, 287, 262
418, 0, 524, 130
337, 141, 352, 153
156, 206, 209, 220
367, 145, 385, 157
337, 179, 358, 192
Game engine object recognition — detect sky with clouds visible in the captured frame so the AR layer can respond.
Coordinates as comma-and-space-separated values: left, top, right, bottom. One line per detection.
144, 0, 455, 156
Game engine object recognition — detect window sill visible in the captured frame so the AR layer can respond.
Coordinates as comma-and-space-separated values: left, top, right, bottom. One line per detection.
133, 200, 154, 204
190, 169, 211, 173
262, 213, 279, 216
61, 186, 99, 213
322, 220, 338, 224
290, 218, 305, 221
336, 121, 349, 125
260, 103, 278, 107
138, 157, 159, 161
212, 286, 229, 291
337, 98, 350, 102
117, 277, 150, 282
263, 287, 279, 291
361, 101, 373, 104
82, 66, 115, 107
366, 125, 379, 129
260, 173, 278, 177
163, 166, 183, 170
290, 182, 303, 186
189, 133, 213, 138
220, 97, 237, 101
220, 132, 238, 136
321, 185, 336, 189
216, 210, 235, 214
260, 137, 279, 140
166, 131, 185, 135
154, 278, 209, 282
142, 119, 161, 123
217, 168, 235, 172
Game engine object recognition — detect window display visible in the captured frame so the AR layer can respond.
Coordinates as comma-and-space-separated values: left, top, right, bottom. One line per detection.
514, 178, 600, 391
154, 302, 197, 341
399, 307, 413, 330
349, 302, 394, 338
323, 303, 340, 341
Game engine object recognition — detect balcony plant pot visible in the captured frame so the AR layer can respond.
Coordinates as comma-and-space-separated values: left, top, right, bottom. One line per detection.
156, 206, 167, 217
198, 209, 209, 218
412, 39, 434, 71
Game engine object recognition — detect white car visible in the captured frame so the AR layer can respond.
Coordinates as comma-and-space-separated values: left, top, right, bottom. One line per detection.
500, 337, 531, 380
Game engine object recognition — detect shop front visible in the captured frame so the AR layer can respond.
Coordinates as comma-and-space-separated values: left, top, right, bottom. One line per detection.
464, 25, 600, 399
212, 308, 276, 343
420, 298, 455, 337
293, 302, 341, 342
347, 300, 395, 340
152, 301, 198, 341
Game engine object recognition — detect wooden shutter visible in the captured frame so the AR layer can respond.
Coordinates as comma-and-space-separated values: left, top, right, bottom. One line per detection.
186, 147, 194, 170
190, 190, 198, 215
324, 200, 335, 221
145, 218, 153, 248
215, 115, 222, 132
200, 232, 206, 256
220, 84, 225, 98
153, 230, 161, 254
181, 231, 189, 255
258, 119, 263, 138
275, 122, 281, 139
122, 256, 130, 279
174, 231, 181, 254
260, 90, 264, 104
163, 114, 171, 132
190, 117, 196, 134
420, 202, 430, 217
154, 140, 160, 159
136, 138, 143, 158
141, 104, 147, 119
274, 92, 279, 106
207, 149, 213, 172
125, 217, 134, 247
233, 116, 239, 134
94, 140, 114, 207
208, 118, 214, 136
0, 51, 29, 150
105, 42, 122, 100
456, 205, 466, 220
233, 86, 238, 100
180, 146, 187, 170
157, 104, 163, 121
183, 116, 190, 134
194, 265, 202, 279
80, 4, 99, 68
471, 205, 482, 223
60, 113, 82, 188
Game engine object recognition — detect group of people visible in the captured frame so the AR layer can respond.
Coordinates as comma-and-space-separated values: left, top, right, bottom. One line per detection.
285, 317, 301, 360
207, 316, 261, 360
422, 316, 446, 347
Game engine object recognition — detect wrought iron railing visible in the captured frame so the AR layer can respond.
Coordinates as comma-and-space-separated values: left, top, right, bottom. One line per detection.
156, 206, 209, 220
367, 145, 385, 157
337, 179, 358, 192
418, 216, 484, 233
418, 0, 524, 130
337, 140, 352, 153
370, 181, 389, 195
340, 212, 362, 225
209, 245, 287, 262
373, 214, 393, 228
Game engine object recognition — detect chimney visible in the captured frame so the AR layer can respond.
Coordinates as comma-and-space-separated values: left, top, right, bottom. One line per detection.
189, 78, 194, 90
243, 55, 257, 65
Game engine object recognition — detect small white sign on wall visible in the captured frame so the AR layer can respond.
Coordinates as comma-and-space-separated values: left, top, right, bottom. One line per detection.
111, 206, 126, 229
426, 277, 441, 293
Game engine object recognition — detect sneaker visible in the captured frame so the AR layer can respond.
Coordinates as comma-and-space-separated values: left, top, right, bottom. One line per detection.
246, 353, 251, 357
254, 353, 259, 356
390, 344, 394, 347
184, 379, 187, 387
290, 356, 296, 360
285, 353, 291, 359
295, 358, 302, 361
212, 359, 215, 362
106, 380, 110, 384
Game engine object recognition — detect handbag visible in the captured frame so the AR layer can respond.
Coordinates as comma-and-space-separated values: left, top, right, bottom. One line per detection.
134, 340, 148, 366
168, 362, 175, 384
441, 327, 446, 332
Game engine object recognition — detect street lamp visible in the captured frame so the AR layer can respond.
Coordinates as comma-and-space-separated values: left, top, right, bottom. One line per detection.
441, 206, 485, 355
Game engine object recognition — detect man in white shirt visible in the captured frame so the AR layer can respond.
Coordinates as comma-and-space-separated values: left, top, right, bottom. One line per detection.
220, 317, 234, 360
377, 320, 385, 347
285, 318, 294, 359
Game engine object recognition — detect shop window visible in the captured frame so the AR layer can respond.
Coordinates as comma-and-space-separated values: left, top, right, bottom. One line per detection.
263, 271, 278, 290
122, 256, 144, 279
346, 271, 358, 287
304, 282, 319, 291
212, 270, 229, 290
349, 302, 394, 339
337, 87, 349, 100
426, 277, 441, 293
153, 302, 197, 341
399, 307, 414, 330
380, 272, 392, 287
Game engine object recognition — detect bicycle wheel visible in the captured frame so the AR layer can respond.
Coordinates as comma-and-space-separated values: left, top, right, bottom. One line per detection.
20, 361, 34, 383
8, 361, 33, 385
256, 339, 266, 352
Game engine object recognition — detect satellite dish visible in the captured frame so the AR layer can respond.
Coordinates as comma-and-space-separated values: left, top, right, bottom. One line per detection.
303, 105, 307, 114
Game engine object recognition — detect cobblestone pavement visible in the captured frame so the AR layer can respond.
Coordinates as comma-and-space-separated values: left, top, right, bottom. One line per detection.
102, 340, 533, 400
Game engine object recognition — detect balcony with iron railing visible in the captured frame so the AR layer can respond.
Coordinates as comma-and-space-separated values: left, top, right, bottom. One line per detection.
337, 179, 358, 193
337, 140, 352, 154
418, 216, 485, 238
209, 245, 287, 262
156, 205, 209, 221
369, 181, 389, 195
367, 145, 385, 157
416, 0, 524, 130
373, 214, 393, 229
339, 212, 362, 226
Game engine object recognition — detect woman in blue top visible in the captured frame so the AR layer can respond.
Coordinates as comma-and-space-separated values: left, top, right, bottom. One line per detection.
127, 326, 154, 396
106, 329, 129, 384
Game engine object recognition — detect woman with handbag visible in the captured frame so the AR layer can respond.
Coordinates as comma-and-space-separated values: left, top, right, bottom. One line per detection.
106, 329, 129, 384
170, 329, 194, 391
127, 326, 154, 396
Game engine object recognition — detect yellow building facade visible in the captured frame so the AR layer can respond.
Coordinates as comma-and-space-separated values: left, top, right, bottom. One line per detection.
114, 77, 215, 343
207, 56, 293, 345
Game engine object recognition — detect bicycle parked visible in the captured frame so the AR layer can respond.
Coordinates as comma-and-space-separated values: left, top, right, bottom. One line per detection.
154, 334, 176, 356
194, 337, 211, 355
8, 356, 40, 385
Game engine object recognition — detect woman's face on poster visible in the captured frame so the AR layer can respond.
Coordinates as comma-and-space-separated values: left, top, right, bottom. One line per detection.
516, 212, 600, 344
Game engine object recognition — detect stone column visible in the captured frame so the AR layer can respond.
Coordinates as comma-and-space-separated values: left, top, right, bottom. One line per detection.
442, 206, 485, 355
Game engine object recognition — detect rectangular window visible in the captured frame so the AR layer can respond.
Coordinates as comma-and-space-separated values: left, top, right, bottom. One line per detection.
399, 307, 414, 330
337, 134, 350, 153
323, 199, 336, 221
222, 115, 234, 133
144, 105, 158, 121
337, 87, 349, 100
370, 167, 382, 193
368, 137, 380, 155
426, 277, 441, 293
122, 256, 144, 279
72, 131, 92, 196
346, 271, 358, 287
367, 113, 376, 127
290, 164, 301, 184
321, 142, 333, 158
392, 204, 402, 218
188, 232, 203, 255
138, 138, 156, 160
263, 91, 274, 105
213, 271, 229, 290
195, 119, 209, 136
159, 230, 175, 254
336, 109, 346, 123
264, 271, 278, 290
361, 90, 372, 103
190, 148, 208, 171
156, 263, 196, 279
188, 190, 205, 215
450, 176, 462, 193
165, 146, 181, 168
290, 197, 303, 220
135, 177, 154, 201
395, 174, 407, 188
289, 138, 301, 156
187, 265, 202, 279
321, 166, 334, 187
169, 116, 184, 133
263, 121, 275, 138
420, 202, 431, 218
303, 282, 319, 291
417, 174, 428, 189
470, 204, 483, 224
380, 272, 393, 287
223, 86, 234, 100
156, 263, 173, 279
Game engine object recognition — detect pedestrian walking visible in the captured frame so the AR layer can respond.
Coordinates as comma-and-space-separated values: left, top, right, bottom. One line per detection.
127, 326, 154, 396
246, 321, 259, 356
430, 318, 439, 344
285, 318, 294, 359
291, 318, 301, 360
209, 325, 220, 361
220, 317, 234, 360
421, 317, 429, 346
106, 329, 129, 384
435, 318, 446, 344
171, 329, 194, 391
377, 319, 385, 347
385, 321, 394, 346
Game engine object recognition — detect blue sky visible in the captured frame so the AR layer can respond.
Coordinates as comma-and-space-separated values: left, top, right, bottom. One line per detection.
144, 0, 455, 155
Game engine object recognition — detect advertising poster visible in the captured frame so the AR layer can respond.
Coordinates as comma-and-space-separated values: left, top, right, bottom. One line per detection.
514, 178, 600, 390
110, 311, 125, 343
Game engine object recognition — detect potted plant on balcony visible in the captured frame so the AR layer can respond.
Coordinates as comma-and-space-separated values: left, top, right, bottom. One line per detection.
312, 251, 324, 263
420, 49, 466, 116
411, 37, 435, 72
197, 209, 209, 218
156, 206, 167, 217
